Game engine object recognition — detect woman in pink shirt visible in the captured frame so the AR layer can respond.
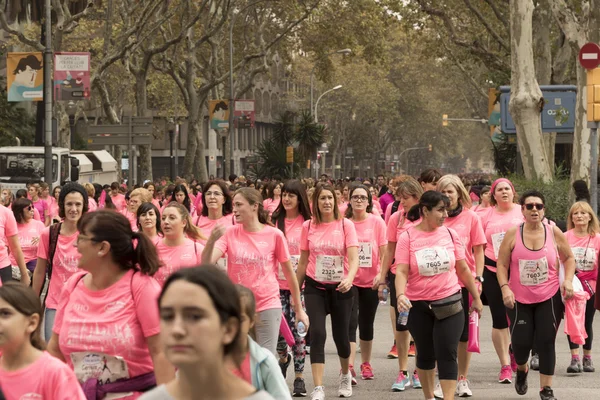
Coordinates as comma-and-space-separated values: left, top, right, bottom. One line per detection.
47, 210, 175, 398
110, 181, 127, 212
164, 184, 194, 215
472, 185, 491, 215
194, 180, 234, 245
436, 175, 486, 397
155, 203, 204, 286
137, 202, 163, 245
202, 188, 309, 357
496, 190, 575, 400
345, 184, 387, 382
144, 182, 162, 210
83, 182, 97, 212
296, 183, 359, 399
564, 201, 600, 373
395, 190, 483, 400
11, 198, 45, 274
0, 282, 85, 400
480, 178, 525, 383
29, 183, 50, 226
262, 181, 282, 216
271, 180, 311, 396
50, 186, 61, 223
123, 188, 153, 232
378, 177, 423, 391
32, 182, 88, 341
39, 182, 56, 217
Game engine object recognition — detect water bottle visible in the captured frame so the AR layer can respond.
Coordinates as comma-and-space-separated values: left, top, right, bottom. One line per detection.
297, 321, 307, 338
398, 310, 410, 326
379, 288, 389, 305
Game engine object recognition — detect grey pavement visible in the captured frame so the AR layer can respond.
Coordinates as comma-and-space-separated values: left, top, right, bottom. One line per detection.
284, 303, 600, 399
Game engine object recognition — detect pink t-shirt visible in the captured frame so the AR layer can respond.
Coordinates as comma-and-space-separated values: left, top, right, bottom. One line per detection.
263, 198, 280, 215
32, 205, 42, 221
215, 225, 290, 312
53, 270, 161, 399
0, 351, 86, 400
443, 209, 486, 283
88, 198, 98, 212
49, 198, 59, 221
509, 224, 559, 304
386, 211, 420, 274
33, 198, 49, 222
232, 350, 252, 384
396, 226, 465, 301
352, 214, 387, 288
11, 219, 45, 264
384, 201, 402, 223
339, 202, 348, 216
0, 205, 18, 269
565, 230, 600, 282
276, 215, 305, 291
111, 193, 127, 212
37, 227, 80, 309
194, 214, 235, 245
151, 199, 161, 210
120, 209, 139, 232
155, 238, 204, 286
372, 200, 383, 216
300, 218, 359, 284
482, 205, 524, 271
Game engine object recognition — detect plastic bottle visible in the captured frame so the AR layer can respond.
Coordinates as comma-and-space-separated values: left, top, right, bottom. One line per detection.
297, 321, 307, 338
379, 288, 389, 305
398, 310, 410, 326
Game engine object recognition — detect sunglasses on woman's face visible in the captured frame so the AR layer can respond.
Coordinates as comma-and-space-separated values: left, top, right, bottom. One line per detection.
26, 206, 33, 211
524, 203, 544, 211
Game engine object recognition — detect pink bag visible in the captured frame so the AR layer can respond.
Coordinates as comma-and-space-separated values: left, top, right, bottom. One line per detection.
564, 291, 591, 345
280, 313, 295, 347
467, 294, 480, 353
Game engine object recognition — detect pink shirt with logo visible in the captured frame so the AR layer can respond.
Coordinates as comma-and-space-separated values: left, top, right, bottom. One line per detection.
215, 225, 290, 312
53, 270, 161, 399
386, 211, 420, 274
509, 224, 559, 304
300, 218, 359, 284
352, 214, 387, 288
0, 351, 86, 400
0, 205, 18, 268
111, 193, 127, 212
194, 214, 235, 245
443, 208, 486, 284
276, 215, 305, 291
396, 226, 465, 301
565, 230, 600, 282
11, 219, 45, 264
155, 238, 204, 286
37, 227, 80, 309
482, 205, 524, 271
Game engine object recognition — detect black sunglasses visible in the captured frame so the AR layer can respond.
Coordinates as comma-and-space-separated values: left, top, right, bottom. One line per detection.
524, 203, 544, 211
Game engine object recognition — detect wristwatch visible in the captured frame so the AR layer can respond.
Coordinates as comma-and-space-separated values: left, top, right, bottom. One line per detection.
475, 276, 484, 283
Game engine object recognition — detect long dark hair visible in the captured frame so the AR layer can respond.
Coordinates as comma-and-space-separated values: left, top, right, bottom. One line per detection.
0, 282, 45, 350
12, 198, 33, 224
137, 202, 163, 236
271, 180, 311, 235
264, 181, 281, 201
169, 184, 191, 212
201, 180, 233, 217
78, 210, 161, 276
407, 190, 450, 221
345, 184, 373, 218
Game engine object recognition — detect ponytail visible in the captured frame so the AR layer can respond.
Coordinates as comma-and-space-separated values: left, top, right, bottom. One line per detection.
407, 204, 421, 222
132, 231, 161, 276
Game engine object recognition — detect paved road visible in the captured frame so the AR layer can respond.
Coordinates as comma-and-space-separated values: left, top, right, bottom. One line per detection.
284, 303, 600, 399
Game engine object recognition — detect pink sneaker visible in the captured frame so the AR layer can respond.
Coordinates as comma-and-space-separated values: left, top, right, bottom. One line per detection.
360, 362, 374, 380
350, 365, 357, 386
498, 365, 512, 383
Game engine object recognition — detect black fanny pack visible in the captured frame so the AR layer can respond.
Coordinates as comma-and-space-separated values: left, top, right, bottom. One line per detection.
429, 292, 463, 320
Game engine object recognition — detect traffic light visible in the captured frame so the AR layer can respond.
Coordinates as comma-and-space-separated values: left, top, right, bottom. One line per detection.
286, 146, 293, 163
588, 68, 600, 122
442, 114, 448, 126
428, 144, 432, 152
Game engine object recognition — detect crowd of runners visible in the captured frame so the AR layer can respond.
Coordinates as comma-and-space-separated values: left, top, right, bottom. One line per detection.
0, 170, 596, 400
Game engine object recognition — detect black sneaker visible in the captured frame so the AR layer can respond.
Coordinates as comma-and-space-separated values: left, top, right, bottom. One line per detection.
540, 386, 556, 400
567, 357, 582, 373
583, 356, 595, 372
515, 367, 528, 395
279, 353, 292, 379
293, 377, 307, 397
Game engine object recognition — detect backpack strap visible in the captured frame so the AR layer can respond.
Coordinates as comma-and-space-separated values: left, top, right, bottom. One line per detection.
391, 200, 400, 216
47, 222, 62, 280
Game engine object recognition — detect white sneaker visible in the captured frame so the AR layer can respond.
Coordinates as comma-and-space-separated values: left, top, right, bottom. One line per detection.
338, 372, 353, 398
311, 385, 325, 400
433, 382, 443, 399
456, 378, 473, 397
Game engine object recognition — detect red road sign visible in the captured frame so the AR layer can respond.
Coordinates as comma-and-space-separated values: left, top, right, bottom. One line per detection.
579, 43, 600, 69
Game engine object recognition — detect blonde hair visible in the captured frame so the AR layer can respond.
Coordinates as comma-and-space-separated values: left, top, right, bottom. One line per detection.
397, 177, 423, 200
130, 188, 153, 203
567, 201, 600, 235
163, 202, 207, 241
436, 174, 472, 208
83, 182, 95, 198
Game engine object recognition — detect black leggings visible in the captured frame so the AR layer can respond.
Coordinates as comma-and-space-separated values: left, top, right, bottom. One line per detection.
568, 293, 596, 351
349, 285, 380, 342
483, 267, 509, 329
460, 288, 470, 343
388, 271, 409, 332
507, 291, 564, 376
304, 279, 354, 364
408, 299, 465, 380
0, 266, 12, 284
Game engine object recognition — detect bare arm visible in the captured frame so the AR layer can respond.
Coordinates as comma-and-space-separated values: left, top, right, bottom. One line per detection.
32, 258, 48, 296
47, 333, 66, 362
497, 227, 517, 309
7, 235, 29, 286
147, 334, 176, 384
296, 250, 309, 288
280, 260, 309, 329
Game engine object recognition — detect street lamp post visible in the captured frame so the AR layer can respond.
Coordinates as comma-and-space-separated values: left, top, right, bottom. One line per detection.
313, 85, 342, 179
167, 118, 175, 181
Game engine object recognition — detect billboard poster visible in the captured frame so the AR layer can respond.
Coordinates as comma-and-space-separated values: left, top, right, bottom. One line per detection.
209, 100, 229, 130
234, 100, 255, 129
6, 52, 43, 102
54, 52, 91, 101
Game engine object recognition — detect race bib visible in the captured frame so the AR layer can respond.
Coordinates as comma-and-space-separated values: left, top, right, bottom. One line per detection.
71, 352, 131, 400
358, 242, 373, 268
315, 255, 344, 282
572, 247, 595, 271
415, 247, 451, 277
216, 256, 228, 272
519, 257, 549, 286
279, 255, 300, 280
491, 232, 506, 259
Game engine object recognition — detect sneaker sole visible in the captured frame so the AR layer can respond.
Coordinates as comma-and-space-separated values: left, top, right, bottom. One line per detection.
567, 368, 582, 373
387, 354, 398, 359
499, 379, 512, 384
458, 393, 473, 397
361, 376, 374, 380
391, 387, 406, 392
293, 393, 307, 398
584, 368, 595, 372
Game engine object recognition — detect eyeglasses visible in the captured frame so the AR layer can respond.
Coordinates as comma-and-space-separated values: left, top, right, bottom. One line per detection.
351, 195, 369, 202
205, 191, 224, 197
76, 235, 100, 244
26, 206, 33, 211
524, 203, 544, 211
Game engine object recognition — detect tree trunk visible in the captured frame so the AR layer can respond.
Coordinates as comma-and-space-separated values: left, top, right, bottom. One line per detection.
134, 74, 153, 183
192, 107, 209, 182
508, 0, 553, 182
570, 63, 592, 185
